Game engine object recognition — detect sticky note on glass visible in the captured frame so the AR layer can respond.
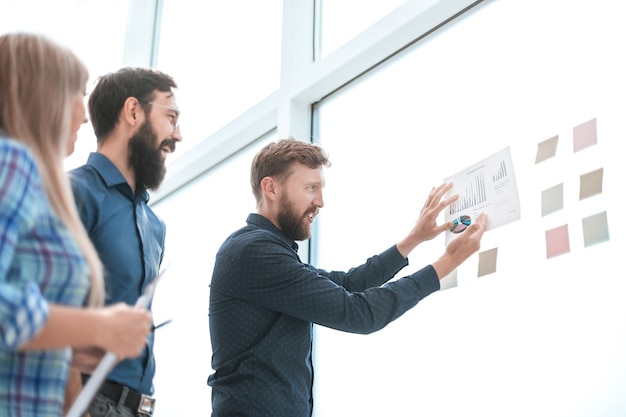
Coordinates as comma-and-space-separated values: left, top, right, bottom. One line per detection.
582, 211, 610, 247
579, 168, 603, 200
546, 224, 570, 259
477, 247, 498, 277
573, 118, 598, 153
541, 183, 564, 216
535, 135, 559, 164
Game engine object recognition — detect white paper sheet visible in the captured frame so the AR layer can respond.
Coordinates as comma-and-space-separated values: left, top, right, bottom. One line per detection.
444, 146, 521, 244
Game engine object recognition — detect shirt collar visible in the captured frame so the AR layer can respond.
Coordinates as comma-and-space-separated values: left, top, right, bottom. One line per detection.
86, 152, 150, 203
246, 213, 299, 252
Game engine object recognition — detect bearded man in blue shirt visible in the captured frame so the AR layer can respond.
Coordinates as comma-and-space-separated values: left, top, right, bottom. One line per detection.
67, 67, 182, 417
208, 138, 488, 417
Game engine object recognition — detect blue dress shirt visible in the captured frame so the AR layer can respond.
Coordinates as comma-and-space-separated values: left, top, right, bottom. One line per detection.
208, 213, 440, 417
0, 136, 90, 417
69, 152, 165, 395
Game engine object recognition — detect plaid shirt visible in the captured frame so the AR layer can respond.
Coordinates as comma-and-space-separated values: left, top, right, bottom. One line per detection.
0, 135, 90, 417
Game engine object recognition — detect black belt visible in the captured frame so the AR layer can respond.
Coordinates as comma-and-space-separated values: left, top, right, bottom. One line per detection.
85, 377, 156, 416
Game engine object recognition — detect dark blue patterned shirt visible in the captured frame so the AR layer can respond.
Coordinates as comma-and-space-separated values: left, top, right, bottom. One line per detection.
208, 213, 440, 417
69, 153, 165, 395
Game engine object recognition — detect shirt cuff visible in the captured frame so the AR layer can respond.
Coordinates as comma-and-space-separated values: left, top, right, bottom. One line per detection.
387, 245, 410, 267
413, 264, 441, 294
0, 282, 49, 349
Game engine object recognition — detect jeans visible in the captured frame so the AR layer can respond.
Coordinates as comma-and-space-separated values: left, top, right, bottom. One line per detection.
88, 390, 141, 417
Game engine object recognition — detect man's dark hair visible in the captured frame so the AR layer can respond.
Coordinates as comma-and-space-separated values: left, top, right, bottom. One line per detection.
88, 67, 177, 143
250, 138, 331, 204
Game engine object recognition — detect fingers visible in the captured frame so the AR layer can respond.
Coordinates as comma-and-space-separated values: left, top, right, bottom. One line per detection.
101, 304, 153, 360
476, 213, 488, 230
432, 182, 453, 203
442, 220, 455, 233
438, 194, 459, 214
467, 213, 488, 236
436, 184, 458, 210
458, 214, 488, 256
424, 182, 452, 208
448, 212, 487, 245
424, 183, 457, 217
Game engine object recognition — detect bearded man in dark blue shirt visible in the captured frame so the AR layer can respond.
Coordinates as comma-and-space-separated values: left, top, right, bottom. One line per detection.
208, 138, 487, 417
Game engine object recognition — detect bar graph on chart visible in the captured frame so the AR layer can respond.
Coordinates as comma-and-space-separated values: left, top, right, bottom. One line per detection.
449, 171, 487, 215
492, 160, 508, 182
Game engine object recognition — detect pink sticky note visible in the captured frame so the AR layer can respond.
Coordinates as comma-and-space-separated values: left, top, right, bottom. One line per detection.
573, 118, 597, 153
545, 224, 570, 259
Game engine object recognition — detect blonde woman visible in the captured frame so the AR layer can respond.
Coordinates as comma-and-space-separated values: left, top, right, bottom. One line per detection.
0, 32, 152, 417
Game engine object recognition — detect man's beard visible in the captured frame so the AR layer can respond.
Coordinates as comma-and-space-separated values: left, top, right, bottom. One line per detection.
277, 193, 315, 241
128, 121, 174, 191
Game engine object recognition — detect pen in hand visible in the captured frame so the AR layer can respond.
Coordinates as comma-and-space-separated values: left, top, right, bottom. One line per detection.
151, 319, 173, 332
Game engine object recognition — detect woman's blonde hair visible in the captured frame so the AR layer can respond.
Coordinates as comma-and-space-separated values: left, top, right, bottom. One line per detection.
0, 32, 104, 306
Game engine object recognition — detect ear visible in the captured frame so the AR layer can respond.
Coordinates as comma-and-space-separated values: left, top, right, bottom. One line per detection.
260, 177, 279, 202
121, 97, 145, 127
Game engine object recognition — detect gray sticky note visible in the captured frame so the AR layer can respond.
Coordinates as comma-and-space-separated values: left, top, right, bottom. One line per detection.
582, 211, 610, 247
535, 135, 559, 164
477, 247, 498, 277
541, 183, 564, 216
579, 168, 603, 200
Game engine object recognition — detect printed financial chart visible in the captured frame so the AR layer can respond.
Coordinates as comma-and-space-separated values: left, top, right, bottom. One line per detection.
444, 146, 521, 243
